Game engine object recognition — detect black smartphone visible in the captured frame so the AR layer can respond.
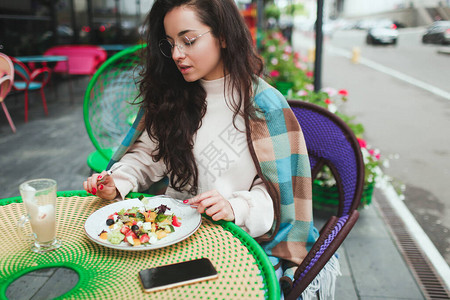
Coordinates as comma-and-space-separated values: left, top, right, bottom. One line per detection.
138, 258, 218, 292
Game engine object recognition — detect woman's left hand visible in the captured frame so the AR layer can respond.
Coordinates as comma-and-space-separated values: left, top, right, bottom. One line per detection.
185, 190, 235, 222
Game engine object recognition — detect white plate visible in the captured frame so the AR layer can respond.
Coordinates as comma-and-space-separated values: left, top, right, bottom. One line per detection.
84, 195, 201, 251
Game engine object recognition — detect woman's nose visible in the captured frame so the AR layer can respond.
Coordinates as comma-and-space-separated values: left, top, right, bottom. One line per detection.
172, 45, 185, 60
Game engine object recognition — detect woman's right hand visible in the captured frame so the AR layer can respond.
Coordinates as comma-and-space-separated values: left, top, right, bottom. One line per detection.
83, 171, 118, 200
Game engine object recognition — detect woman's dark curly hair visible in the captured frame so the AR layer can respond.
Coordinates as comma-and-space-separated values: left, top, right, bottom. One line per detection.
139, 0, 264, 195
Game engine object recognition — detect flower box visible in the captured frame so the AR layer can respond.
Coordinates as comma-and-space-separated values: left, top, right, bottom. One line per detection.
312, 180, 375, 212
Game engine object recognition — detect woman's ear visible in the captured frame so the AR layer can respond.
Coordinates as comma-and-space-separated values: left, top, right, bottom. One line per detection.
220, 37, 226, 48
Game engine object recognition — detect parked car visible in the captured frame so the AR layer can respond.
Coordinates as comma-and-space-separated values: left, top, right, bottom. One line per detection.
366, 25, 398, 45
422, 21, 450, 45
365, 19, 398, 45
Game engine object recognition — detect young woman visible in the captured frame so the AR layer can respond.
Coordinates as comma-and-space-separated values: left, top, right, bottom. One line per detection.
83, 0, 334, 297
85, 0, 274, 238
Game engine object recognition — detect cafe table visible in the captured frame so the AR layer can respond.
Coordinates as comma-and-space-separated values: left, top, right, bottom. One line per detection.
15, 55, 73, 102
0, 191, 279, 299
14, 55, 69, 75
15, 55, 68, 65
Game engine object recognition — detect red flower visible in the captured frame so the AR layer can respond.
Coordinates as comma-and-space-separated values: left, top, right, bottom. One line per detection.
357, 138, 367, 148
338, 89, 348, 96
306, 71, 314, 78
269, 70, 280, 77
325, 98, 332, 104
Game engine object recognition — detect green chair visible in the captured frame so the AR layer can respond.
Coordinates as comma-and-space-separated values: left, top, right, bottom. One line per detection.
83, 44, 143, 172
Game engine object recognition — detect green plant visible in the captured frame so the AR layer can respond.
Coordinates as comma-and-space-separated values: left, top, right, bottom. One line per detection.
264, 3, 281, 20
259, 31, 311, 87
284, 3, 307, 16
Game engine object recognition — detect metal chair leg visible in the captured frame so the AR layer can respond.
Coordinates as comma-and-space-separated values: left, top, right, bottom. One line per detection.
1, 102, 16, 133
40, 88, 48, 115
24, 90, 29, 122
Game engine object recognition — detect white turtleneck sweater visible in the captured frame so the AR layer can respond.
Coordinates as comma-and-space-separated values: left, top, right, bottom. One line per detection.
112, 76, 274, 237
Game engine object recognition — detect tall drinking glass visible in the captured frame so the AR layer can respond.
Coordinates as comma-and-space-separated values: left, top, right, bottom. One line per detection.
17, 179, 62, 253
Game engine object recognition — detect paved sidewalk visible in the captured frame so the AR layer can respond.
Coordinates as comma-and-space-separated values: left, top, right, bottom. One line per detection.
0, 77, 435, 299
328, 197, 425, 299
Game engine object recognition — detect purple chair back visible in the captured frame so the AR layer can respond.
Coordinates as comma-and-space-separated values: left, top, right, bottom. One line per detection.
288, 100, 364, 216
283, 100, 365, 299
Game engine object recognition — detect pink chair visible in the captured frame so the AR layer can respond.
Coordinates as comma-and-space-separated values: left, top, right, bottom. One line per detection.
10, 57, 51, 122
44, 45, 107, 76
0, 53, 17, 132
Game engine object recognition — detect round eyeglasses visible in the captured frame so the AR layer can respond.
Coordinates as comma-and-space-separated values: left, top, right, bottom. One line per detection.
159, 30, 211, 58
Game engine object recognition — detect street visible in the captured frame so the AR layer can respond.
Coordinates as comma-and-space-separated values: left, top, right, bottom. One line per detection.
293, 26, 450, 265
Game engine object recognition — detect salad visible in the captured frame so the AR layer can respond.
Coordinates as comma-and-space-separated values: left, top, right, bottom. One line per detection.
98, 200, 182, 247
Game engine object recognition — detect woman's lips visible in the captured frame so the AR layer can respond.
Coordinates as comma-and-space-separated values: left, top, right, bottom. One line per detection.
178, 65, 192, 74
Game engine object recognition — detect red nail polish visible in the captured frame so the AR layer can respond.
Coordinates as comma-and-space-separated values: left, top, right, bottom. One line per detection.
92, 188, 97, 195
97, 175, 102, 179
183, 199, 188, 204
99, 185, 104, 190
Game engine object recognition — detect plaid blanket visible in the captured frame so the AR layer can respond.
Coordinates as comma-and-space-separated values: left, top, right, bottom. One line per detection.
249, 78, 317, 266
107, 77, 317, 267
